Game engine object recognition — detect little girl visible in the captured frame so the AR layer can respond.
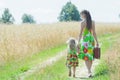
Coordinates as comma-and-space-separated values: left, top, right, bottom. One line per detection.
66, 38, 78, 77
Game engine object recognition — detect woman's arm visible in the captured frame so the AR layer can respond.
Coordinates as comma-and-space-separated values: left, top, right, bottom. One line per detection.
77, 22, 84, 53
92, 22, 99, 46
78, 22, 84, 43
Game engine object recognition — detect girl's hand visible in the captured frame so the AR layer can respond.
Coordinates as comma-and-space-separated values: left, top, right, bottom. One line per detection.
77, 45, 80, 50
77, 44, 80, 49
77, 44, 80, 54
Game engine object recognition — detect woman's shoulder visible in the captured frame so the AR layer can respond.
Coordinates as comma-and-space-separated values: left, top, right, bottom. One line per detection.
80, 20, 95, 26
80, 20, 86, 27
80, 20, 86, 24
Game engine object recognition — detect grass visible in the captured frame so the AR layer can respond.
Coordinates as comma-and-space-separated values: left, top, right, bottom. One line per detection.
89, 61, 109, 80
25, 57, 68, 80
0, 44, 66, 80
0, 22, 80, 64
25, 32, 120, 80
87, 33, 120, 80
0, 22, 120, 79
103, 39, 120, 80
0, 22, 120, 64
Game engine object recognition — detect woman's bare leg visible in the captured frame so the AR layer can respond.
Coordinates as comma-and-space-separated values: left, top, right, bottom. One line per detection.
85, 60, 92, 74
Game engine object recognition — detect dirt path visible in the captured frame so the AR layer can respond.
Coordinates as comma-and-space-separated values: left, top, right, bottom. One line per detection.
75, 60, 100, 79
17, 50, 67, 80
74, 33, 120, 79
18, 50, 99, 80
17, 34, 120, 80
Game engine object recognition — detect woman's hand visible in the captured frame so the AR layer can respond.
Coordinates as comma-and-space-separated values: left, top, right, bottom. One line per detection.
77, 44, 80, 54
96, 43, 99, 47
78, 49, 80, 54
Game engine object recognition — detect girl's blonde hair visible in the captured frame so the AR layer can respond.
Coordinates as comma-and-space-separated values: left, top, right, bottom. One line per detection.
66, 37, 78, 50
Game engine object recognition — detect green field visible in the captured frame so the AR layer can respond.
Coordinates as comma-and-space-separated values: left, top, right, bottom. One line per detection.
0, 23, 120, 80
0, 44, 67, 80
25, 32, 120, 80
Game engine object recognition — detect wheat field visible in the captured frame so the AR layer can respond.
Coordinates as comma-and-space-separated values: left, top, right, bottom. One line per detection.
0, 22, 120, 65
104, 38, 120, 80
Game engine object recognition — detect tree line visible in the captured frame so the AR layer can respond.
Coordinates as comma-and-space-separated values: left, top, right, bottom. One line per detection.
0, 8, 36, 24
0, 2, 81, 24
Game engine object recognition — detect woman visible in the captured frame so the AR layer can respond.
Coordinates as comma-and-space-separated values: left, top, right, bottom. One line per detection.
78, 10, 99, 77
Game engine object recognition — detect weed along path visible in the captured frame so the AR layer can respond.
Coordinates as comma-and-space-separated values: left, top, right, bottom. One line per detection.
17, 33, 120, 80
18, 50, 67, 80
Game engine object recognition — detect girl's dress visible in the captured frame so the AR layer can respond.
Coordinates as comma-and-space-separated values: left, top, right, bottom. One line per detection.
78, 27, 95, 61
66, 48, 78, 68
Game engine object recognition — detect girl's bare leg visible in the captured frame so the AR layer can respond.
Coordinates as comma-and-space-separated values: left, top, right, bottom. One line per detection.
69, 67, 71, 76
73, 66, 76, 77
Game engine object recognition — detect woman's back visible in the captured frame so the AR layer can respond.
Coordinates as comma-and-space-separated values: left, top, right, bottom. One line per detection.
82, 21, 95, 36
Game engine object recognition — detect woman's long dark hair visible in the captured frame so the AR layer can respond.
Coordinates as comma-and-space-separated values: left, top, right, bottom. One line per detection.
80, 10, 92, 30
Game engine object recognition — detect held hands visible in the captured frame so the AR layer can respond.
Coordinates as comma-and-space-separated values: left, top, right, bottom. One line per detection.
77, 44, 80, 54
77, 44, 80, 49
96, 43, 99, 47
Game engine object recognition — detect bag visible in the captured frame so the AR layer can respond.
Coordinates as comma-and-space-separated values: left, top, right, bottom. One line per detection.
93, 47, 101, 59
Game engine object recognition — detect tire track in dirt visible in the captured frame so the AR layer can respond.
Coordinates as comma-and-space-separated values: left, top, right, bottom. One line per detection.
17, 50, 67, 80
